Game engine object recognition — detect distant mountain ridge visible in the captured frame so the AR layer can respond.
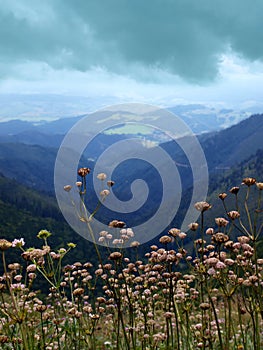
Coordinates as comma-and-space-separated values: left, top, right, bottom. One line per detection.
0, 113, 261, 196
0, 103, 249, 140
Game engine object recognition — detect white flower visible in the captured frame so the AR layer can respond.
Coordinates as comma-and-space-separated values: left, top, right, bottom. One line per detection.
63, 185, 72, 192
100, 189, 110, 197
97, 173, 107, 181
12, 238, 25, 248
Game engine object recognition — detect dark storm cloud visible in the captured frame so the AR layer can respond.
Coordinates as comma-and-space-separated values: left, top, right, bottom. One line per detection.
0, 0, 263, 82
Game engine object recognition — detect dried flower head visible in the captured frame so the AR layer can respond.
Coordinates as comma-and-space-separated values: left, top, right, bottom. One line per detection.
212, 233, 229, 243
97, 173, 107, 181
256, 182, 263, 190
188, 223, 199, 231
63, 185, 72, 192
78, 167, 91, 177
159, 235, 172, 244
108, 220, 126, 228
229, 186, 240, 194
242, 177, 256, 186
107, 180, 115, 187
73, 287, 85, 296
227, 211, 240, 220
109, 252, 122, 260
200, 302, 210, 310
100, 189, 110, 197
219, 192, 227, 200
215, 217, 229, 227
0, 239, 12, 251
130, 241, 140, 247
168, 228, 180, 237
206, 228, 214, 235
194, 201, 212, 212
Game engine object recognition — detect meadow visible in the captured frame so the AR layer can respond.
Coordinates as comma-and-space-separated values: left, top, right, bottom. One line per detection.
0, 172, 262, 350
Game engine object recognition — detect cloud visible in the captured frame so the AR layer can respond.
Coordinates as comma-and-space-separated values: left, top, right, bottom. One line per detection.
0, 0, 263, 84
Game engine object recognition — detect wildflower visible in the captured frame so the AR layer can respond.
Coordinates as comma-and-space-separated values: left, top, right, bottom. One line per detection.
225, 258, 235, 266
207, 267, 216, 275
219, 192, 227, 200
97, 297, 106, 303
78, 167, 91, 177
195, 323, 202, 330
36, 305, 47, 312
188, 222, 199, 231
206, 228, 214, 235
108, 220, 125, 228
0, 335, 9, 343
159, 235, 172, 244
63, 185, 72, 192
130, 241, 140, 247
27, 264, 36, 272
212, 232, 229, 243
109, 252, 122, 260
10, 283, 25, 291
97, 173, 107, 181
67, 242, 77, 248
238, 236, 250, 244
73, 288, 85, 296
57, 248, 66, 254
215, 261, 226, 269
100, 189, 110, 197
89, 313, 100, 319
194, 201, 212, 212
126, 228, 134, 237
76, 181, 82, 187
168, 228, 180, 237
107, 180, 115, 187
37, 230, 52, 239
227, 210, 240, 220
99, 230, 108, 237
206, 257, 219, 266
229, 186, 239, 194
215, 217, 229, 227
256, 182, 263, 190
178, 232, 187, 239
8, 263, 20, 270
242, 177, 256, 186
200, 302, 210, 310
113, 238, 123, 245
0, 239, 12, 251
12, 238, 25, 248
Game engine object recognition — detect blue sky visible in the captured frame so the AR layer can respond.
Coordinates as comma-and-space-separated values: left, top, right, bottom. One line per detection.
1, 0, 263, 111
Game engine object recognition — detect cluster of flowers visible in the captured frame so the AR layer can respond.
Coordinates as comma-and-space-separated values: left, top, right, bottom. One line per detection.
0, 177, 262, 349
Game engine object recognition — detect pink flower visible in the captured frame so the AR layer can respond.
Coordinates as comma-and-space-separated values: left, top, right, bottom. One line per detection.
12, 238, 25, 248
215, 261, 226, 269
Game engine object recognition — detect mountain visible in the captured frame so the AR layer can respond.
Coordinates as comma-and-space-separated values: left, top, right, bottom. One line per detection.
168, 104, 248, 133
0, 103, 249, 141
199, 113, 263, 171
0, 113, 261, 195
0, 143, 58, 192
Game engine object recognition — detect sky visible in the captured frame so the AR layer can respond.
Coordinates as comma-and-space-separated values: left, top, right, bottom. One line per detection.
1, 0, 263, 116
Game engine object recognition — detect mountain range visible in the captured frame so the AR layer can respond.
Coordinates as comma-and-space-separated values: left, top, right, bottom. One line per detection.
0, 110, 262, 259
